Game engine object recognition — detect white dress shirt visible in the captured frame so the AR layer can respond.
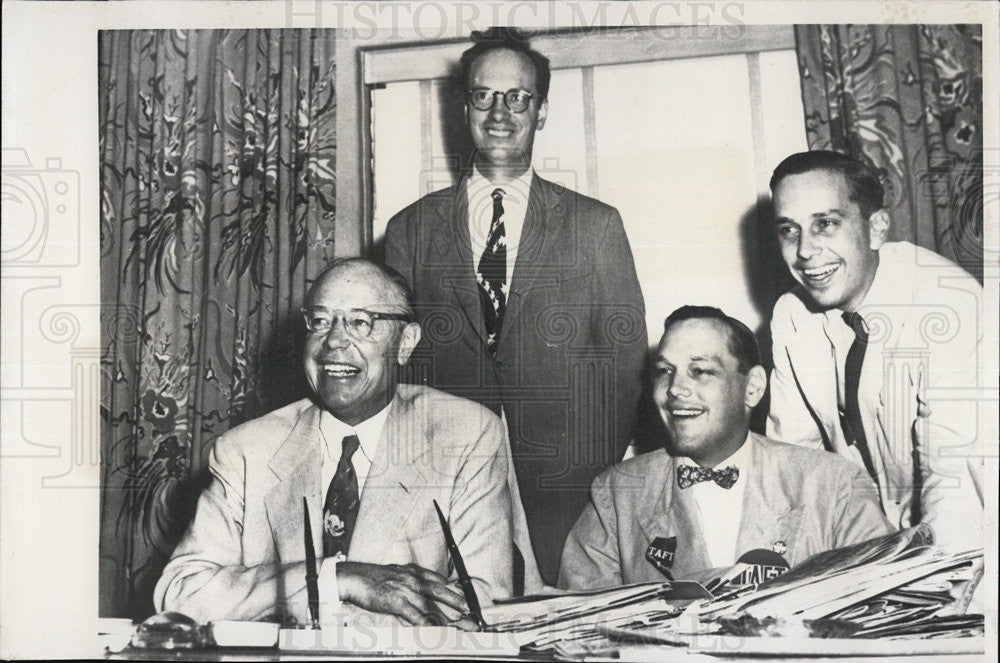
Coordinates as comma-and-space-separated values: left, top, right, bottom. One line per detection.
317, 402, 391, 618
678, 436, 752, 568
467, 166, 534, 290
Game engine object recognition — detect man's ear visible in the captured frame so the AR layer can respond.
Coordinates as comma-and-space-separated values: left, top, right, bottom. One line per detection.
744, 365, 767, 409
536, 99, 548, 131
868, 209, 890, 250
396, 322, 422, 366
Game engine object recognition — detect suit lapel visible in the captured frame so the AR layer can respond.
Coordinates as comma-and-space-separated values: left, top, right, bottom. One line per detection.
635, 456, 713, 579
428, 178, 488, 347
503, 175, 565, 337
263, 404, 324, 563
349, 389, 433, 564
787, 308, 844, 448
735, 434, 802, 562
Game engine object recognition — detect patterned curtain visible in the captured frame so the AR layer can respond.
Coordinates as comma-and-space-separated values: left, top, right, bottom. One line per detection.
795, 25, 983, 281
99, 30, 337, 619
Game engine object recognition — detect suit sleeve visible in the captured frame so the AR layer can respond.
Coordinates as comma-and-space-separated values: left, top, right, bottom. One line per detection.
831, 461, 895, 549
384, 208, 415, 287
767, 297, 826, 449
153, 436, 309, 624
592, 208, 647, 460
448, 413, 515, 603
557, 471, 622, 590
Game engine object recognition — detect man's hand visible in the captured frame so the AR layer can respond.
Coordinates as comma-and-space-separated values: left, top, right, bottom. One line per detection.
337, 561, 473, 627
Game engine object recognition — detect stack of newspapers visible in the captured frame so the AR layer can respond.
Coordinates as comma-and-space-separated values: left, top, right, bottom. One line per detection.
485, 525, 983, 655
695, 524, 983, 639
481, 581, 707, 652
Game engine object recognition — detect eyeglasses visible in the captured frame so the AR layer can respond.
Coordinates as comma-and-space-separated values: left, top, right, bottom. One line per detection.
301, 307, 411, 338
467, 88, 536, 113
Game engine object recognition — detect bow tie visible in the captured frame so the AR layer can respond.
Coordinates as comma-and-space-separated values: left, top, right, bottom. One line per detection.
677, 464, 740, 489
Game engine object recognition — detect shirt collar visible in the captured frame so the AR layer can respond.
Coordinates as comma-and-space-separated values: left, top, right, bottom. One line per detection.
824, 250, 889, 327
468, 165, 534, 202
318, 398, 393, 462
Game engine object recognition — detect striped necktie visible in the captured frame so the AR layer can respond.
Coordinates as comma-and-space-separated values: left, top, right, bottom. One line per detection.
476, 188, 507, 355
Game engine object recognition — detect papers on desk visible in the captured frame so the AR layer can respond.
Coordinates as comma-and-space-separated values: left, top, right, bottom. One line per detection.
696, 525, 982, 628
481, 581, 712, 651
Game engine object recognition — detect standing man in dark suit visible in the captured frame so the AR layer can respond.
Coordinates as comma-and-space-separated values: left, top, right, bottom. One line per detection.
385, 28, 647, 588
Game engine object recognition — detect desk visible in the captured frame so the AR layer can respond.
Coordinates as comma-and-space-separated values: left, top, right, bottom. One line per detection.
105, 647, 986, 662
103, 638, 987, 662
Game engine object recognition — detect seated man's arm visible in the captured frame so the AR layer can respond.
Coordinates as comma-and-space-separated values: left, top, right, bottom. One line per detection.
153, 437, 309, 624
157, 433, 469, 627
444, 412, 514, 602
557, 471, 622, 590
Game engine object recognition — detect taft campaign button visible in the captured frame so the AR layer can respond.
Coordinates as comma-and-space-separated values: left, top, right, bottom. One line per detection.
645, 536, 677, 579
731, 548, 790, 587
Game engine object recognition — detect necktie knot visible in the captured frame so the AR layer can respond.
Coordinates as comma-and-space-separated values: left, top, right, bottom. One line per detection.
677, 464, 740, 490
341, 434, 360, 461
842, 311, 869, 343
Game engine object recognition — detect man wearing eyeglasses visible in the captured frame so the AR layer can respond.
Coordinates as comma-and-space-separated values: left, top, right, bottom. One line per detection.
155, 258, 513, 628
385, 27, 646, 591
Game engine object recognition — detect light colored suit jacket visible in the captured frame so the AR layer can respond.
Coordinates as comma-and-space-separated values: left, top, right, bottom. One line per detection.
154, 384, 513, 624
385, 173, 647, 586
558, 433, 893, 590
767, 242, 984, 551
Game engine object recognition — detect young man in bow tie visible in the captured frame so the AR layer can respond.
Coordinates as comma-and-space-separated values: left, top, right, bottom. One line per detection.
767, 151, 985, 555
558, 306, 892, 590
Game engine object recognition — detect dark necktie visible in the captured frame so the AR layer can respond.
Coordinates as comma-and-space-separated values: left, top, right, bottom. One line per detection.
677, 464, 740, 489
476, 188, 507, 355
841, 311, 880, 488
323, 434, 361, 558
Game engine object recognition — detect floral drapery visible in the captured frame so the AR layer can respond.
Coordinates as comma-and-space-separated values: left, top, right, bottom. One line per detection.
795, 25, 984, 281
99, 30, 337, 619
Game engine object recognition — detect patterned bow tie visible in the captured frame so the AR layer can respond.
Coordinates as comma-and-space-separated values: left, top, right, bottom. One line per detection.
677, 464, 740, 489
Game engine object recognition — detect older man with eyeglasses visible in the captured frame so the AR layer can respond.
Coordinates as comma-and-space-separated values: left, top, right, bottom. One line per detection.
385, 26, 647, 592
155, 258, 514, 628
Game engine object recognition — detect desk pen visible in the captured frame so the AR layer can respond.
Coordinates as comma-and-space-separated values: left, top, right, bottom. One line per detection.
303, 497, 321, 629
433, 499, 486, 629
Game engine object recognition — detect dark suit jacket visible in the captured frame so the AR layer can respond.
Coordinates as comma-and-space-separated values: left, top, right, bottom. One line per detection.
385, 174, 647, 585
558, 433, 894, 590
